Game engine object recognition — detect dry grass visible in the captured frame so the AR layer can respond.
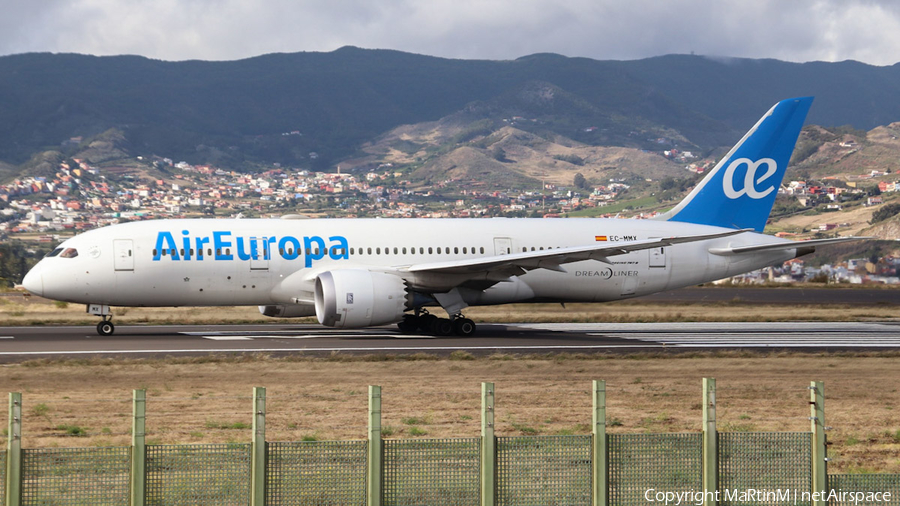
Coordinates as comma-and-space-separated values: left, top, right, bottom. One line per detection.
0, 353, 898, 473
3, 292, 900, 473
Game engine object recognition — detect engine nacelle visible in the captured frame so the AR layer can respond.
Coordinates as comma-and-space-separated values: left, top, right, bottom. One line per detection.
315, 270, 411, 328
258, 304, 316, 318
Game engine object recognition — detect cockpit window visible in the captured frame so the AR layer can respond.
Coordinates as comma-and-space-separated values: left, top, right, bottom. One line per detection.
45, 248, 64, 258
60, 248, 79, 259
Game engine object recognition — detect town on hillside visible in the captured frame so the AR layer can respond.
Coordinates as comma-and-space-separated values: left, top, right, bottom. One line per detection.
2, 152, 900, 286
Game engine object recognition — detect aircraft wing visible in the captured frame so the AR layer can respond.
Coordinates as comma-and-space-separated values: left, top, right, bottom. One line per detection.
402, 228, 751, 277
708, 236, 870, 256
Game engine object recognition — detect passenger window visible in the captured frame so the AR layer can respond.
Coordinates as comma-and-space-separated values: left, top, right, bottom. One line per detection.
394, 247, 398, 254
480, 247, 485, 254
376, 248, 381, 254
454, 247, 459, 254
428, 247, 433, 254
402, 247, 407, 254
180, 249, 185, 256
153, 249, 158, 257
368, 247, 372, 255
437, 247, 442, 254
419, 247, 424, 254
464, 247, 468, 254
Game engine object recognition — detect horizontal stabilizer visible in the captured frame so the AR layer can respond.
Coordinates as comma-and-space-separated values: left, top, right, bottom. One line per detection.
708, 236, 870, 256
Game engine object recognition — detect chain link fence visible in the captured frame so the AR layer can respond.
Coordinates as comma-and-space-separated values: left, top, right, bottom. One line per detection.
609, 433, 703, 506
20, 447, 130, 506
1, 449, 6, 504
267, 440, 367, 506
145, 443, 251, 505
829, 474, 900, 506
719, 432, 812, 506
384, 438, 481, 506
497, 435, 592, 506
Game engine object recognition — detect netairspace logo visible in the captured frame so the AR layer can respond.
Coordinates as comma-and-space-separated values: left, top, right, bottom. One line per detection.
152, 231, 349, 268
644, 489, 892, 505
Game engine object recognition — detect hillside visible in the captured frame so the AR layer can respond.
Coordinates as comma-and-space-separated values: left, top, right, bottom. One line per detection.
3, 48, 900, 175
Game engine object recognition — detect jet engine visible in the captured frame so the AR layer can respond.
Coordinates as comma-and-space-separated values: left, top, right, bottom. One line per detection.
315, 270, 412, 328
258, 304, 316, 318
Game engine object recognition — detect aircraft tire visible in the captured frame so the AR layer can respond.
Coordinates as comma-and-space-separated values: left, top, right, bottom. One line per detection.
430, 318, 453, 336
97, 321, 115, 336
453, 318, 476, 336
418, 314, 437, 332
397, 316, 419, 333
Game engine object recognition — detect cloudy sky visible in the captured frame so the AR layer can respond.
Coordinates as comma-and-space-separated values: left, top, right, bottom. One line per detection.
1, 0, 899, 65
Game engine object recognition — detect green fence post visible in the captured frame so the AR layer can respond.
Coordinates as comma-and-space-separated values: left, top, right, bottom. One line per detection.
251, 387, 266, 506
702, 378, 717, 506
6, 393, 21, 506
592, 380, 608, 506
482, 382, 496, 506
131, 389, 146, 506
368, 385, 382, 506
810, 381, 826, 506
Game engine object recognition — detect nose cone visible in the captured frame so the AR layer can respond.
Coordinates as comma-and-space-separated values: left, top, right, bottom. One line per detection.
22, 266, 43, 296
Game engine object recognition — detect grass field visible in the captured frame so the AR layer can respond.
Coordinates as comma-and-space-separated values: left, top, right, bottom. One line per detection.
0, 353, 898, 473
2, 291, 900, 473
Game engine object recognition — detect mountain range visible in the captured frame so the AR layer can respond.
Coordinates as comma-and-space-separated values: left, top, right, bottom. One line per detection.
2, 47, 900, 181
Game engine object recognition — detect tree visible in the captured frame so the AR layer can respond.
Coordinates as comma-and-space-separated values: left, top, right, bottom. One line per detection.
573, 172, 587, 189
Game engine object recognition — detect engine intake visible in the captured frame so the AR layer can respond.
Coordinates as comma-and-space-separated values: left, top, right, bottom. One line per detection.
315, 270, 412, 328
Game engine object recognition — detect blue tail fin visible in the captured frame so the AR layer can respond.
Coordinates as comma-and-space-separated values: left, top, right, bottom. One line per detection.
657, 97, 813, 232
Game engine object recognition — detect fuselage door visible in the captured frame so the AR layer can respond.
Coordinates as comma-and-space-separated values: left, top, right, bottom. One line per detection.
113, 239, 134, 271
493, 237, 512, 255
649, 246, 666, 268
250, 237, 269, 270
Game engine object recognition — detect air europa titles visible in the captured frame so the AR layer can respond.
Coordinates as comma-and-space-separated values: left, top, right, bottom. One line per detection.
152, 231, 349, 268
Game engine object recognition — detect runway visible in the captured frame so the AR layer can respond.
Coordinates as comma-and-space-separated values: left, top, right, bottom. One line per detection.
2, 321, 900, 361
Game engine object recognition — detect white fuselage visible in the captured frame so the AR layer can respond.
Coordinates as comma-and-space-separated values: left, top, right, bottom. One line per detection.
25, 217, 794, 309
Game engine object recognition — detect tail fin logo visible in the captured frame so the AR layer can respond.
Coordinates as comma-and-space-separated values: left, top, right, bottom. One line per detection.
722, 158, 778, 200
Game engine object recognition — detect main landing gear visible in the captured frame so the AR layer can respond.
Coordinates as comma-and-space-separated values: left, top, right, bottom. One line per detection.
397, 310, 476, 336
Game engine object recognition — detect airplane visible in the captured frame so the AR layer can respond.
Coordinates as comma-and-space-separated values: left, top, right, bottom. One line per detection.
21, 96, 865, 337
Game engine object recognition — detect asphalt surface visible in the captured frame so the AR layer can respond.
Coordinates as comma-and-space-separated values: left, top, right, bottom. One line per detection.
3, 321, 900, 362
3, 287, 900, 361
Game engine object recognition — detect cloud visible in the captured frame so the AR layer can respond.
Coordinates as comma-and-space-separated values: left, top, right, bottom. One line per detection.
1, 0, 899, 65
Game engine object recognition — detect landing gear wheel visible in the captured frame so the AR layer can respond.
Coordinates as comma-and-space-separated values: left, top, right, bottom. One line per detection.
97, 320, 115, 336
397, 315, 419, 333
430, 318, 454, 336
452, 318, 476, 336
418, 314, 437, 332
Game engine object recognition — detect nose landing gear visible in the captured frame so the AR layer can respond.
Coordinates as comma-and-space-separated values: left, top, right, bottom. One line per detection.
88, 304, 115, 336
